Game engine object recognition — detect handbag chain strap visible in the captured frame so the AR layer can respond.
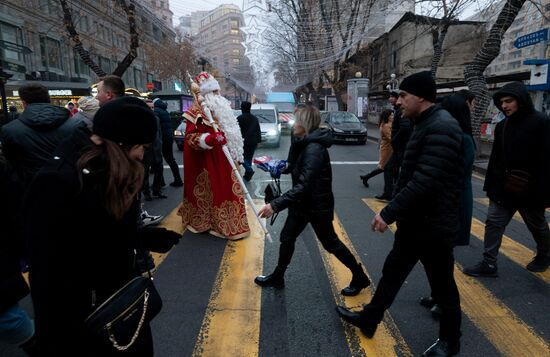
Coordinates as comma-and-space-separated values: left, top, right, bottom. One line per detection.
106, 290, 150, 351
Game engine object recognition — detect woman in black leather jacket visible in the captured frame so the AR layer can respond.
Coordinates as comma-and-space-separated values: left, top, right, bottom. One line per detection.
255, 106, 370, 296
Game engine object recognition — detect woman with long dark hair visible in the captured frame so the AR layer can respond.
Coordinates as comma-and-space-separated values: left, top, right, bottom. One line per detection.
254, 105, 370, 296
360, 109, 394, 188
25, 97, 180, 356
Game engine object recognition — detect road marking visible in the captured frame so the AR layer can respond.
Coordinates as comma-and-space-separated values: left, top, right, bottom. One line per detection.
192, 200, 265, 357
363, 198, 550, 357
331, 161, 379, 165
151, 205, 185, 267
316, 214, 412, 356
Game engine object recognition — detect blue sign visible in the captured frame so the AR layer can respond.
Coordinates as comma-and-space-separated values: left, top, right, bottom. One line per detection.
514, 29, 548, 49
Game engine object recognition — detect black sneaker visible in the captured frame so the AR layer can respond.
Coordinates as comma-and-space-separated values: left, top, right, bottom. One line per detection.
462, 261, 498, 277
170, 180, 184, 187
374, 194, 391, 201
423, 339, 460, 356
526, 254, 550, 272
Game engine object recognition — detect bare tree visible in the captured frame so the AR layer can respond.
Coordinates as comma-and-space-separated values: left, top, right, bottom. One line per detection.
142, 37, 198, 90
417, 0, 476, 78
464, 0, 526, 146
59, 0, 139, 77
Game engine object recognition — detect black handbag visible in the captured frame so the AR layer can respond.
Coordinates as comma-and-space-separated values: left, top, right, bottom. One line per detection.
264, 179, 281, 225
84, 276, 162, 351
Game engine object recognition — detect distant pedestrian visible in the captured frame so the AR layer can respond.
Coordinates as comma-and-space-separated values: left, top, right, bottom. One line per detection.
144, 98, 167, 201
237, 101, 261, 181
463, 82, 550, 277
153, 98, 183, 187
95, 75, 125, 107
420, 93, 476, 318
72, 96, 100, 130
66, 102, 78, 117
25, 97, 180, 356
0, 84, 84, 186
337, 72, 464, 357
360, 109, 393, 187
376, 91, 413, 201
255, 105, 370, 296
0, 154, 37, 356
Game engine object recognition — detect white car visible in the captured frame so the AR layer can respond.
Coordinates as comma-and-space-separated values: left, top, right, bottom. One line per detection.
251, 103, 281, 148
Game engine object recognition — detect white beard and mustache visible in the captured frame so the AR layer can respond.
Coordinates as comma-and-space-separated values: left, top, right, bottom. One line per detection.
203, 93, 244, 163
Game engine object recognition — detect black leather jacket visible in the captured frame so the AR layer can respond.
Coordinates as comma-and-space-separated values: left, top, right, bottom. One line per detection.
271, 128, 334, 216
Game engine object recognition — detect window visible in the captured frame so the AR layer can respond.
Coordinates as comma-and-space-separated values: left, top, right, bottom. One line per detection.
230, 29, 239, 35
0, 22, 24, 63
230, 20, 239, 28
232, 58, 240, 65
134, 68, 143, 89
232, 49, 239, 55
40, 36, 62, 69
390, 41, 397, 69
74, 50, 89, 76
99, 56, 111, 73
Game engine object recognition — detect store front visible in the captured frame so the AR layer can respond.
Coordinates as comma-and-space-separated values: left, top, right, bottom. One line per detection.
5, 80, 91, 111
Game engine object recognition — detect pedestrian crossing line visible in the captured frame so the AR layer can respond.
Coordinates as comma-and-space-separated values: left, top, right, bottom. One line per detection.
192, 200, 265, 357
470, 218, 550, 284
316, 214, 412, 356
151, 205, 186, 267
475, 198, 550, 228
363, 198, 550, 357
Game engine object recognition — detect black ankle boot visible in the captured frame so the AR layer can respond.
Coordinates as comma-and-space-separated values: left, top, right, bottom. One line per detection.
341, 264, 370, 296
360, 174, 370, 187
254, 267, 285, 289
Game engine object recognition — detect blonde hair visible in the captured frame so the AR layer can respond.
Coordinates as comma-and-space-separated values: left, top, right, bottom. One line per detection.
294, 105, 321, 134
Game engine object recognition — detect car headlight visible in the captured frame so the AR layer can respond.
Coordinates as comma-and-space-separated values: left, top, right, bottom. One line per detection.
360, 127, 367, 133
267, 129, 277, 136
174, 130, 183, 136
333, 128, 344, 133
288, 119, 295, 126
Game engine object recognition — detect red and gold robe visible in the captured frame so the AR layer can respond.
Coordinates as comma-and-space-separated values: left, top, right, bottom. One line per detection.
179, 102, 250, 240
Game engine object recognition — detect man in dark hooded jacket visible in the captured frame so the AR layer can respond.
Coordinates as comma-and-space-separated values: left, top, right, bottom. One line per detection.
237, 101, 261, 181
153, 98, 183, 187
463, 82, 550, 276
0, 84, 83, 186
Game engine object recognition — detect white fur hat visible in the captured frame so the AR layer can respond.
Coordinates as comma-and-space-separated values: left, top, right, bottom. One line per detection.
195, 72, 221, 95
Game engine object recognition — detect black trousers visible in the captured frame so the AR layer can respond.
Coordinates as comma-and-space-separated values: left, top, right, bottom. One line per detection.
382, 151, 403, 197
142, 161, 163, 194
276, 212, 359, 273
361, 224, 461, 343
162, 136, 182, 183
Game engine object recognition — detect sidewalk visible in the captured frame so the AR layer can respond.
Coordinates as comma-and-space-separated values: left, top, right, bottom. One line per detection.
364, 122, 490, 175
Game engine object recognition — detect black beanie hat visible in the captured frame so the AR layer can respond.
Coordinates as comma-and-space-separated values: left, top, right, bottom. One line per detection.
399, 71, 436, 103
93, 97, 157, 145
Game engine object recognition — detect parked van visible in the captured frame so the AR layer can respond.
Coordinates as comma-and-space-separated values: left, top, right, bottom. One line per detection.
251, 103, 281, 148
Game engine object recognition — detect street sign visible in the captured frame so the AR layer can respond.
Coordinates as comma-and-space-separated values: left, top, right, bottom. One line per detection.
1, 60, 26, 73
514, 29, 548, 49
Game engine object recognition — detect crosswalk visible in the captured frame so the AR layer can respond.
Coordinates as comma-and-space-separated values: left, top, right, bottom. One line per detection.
152, 196, 550, 357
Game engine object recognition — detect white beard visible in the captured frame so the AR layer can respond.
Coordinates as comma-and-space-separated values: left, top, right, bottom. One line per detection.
203, 93, 244, 163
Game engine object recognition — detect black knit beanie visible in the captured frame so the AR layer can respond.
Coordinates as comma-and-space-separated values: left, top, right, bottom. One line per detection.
93, 97, 157, 145
399, 71, 436, 103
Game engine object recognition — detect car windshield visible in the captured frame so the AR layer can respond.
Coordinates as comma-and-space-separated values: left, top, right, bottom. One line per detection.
251, 109, 277, 123
329, 112, 360, 125
273, 102, 295, 113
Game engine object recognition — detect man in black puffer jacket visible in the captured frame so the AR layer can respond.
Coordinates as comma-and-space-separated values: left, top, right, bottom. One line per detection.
337, 72, 464, 357
153, 98, 183, 187
0, 84, 84, 186
463, 82, 550, 277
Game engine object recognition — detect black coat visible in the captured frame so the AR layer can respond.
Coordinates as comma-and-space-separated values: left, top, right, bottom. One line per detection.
484, 82, 550, 208
271, 128, 334, 216
154, 99, 173, 139
390, 106, 413, 153
0, 103, 83, 185
25, 128, 160, 356
0, 156, 28, 314
380, 106, 464, 238
237, 112, 261, 147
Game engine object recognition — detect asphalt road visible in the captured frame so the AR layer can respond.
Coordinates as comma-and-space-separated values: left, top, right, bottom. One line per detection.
2, 134, 549, 357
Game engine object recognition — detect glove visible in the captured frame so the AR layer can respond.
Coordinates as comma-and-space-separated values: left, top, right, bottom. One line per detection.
205, 132, 227, 147
139, 227, 181, 253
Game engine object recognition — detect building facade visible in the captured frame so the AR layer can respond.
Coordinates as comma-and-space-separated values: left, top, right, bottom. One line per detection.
0, 0, 176, 109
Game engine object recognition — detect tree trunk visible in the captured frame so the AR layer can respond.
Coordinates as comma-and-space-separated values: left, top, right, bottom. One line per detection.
430, 22, 451, 78
464, 0, 526, 156
112, 0, 139, 77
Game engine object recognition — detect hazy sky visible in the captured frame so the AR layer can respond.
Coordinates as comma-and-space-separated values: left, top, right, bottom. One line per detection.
170, 0, 243, 20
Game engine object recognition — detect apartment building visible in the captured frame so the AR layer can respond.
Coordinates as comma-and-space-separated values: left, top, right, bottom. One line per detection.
0, 0, 176, 109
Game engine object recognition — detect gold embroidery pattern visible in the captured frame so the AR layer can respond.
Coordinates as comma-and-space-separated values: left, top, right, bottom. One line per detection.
186, 132, 204, 150
212, 200, 249, 238
180, 170, 212, 232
